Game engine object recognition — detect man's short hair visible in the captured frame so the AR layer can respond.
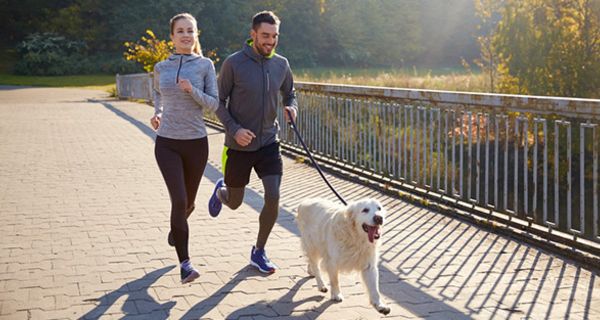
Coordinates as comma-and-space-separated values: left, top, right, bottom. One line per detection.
252, 11, 280, 30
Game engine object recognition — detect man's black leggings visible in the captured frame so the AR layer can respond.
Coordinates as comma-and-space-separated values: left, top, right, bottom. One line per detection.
155, 135, 208, 263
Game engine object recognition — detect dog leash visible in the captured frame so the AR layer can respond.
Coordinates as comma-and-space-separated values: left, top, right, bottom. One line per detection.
286, 109, 347, 205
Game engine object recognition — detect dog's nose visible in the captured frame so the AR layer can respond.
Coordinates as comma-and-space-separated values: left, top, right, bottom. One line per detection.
373, 215, 383, 225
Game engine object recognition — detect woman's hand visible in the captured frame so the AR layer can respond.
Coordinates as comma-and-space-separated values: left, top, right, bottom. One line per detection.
178, 79, 193, 94
150, 115, 161, 130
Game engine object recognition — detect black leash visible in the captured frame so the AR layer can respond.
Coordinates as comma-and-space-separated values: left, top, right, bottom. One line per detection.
286, 109, 347, 205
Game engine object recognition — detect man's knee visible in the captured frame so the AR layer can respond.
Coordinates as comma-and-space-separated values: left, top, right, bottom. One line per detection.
262, 175, 281, 201
264, 193, 280, 206
227, 199, 243, 210
223, 187, 244, 209
263, 188, 280, 215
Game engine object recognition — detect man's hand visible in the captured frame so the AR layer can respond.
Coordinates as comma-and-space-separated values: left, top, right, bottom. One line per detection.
178, 79, 193, 93
284, 106, 297, 123
150, 115, 160, 130
234, 128, 256, 147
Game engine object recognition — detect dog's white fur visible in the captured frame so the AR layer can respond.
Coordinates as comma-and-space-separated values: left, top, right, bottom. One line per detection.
296, 198, 390, 315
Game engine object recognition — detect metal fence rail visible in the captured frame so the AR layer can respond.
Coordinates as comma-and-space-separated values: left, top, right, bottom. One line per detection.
117, 73, 600, 253
116, 73, 153, 100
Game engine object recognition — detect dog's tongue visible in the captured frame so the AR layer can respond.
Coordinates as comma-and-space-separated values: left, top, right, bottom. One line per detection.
367, 225, 380, 243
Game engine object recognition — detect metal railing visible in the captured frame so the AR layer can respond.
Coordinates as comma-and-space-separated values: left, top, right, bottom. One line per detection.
117, 73, 600, 254
116, 73, 153, 100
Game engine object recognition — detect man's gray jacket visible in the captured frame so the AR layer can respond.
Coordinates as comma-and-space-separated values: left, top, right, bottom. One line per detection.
215, 41, 298, 151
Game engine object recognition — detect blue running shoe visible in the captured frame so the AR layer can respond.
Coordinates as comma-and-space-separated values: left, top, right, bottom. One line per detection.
208, 178, 224, 218
250, 246, 277, 274
180, 260, 200, 284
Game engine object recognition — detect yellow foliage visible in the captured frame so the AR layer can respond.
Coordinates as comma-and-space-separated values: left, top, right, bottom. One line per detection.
476, 0, 600, 98
123, 30, 173, 73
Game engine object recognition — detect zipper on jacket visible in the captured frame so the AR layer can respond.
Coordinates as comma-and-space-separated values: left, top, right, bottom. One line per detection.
258, 61, 266, 147
266, 69, 270, 92
175, 56, 183, 83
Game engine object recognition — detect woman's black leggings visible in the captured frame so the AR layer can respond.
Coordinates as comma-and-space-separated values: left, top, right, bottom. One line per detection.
155, 135, 208, 263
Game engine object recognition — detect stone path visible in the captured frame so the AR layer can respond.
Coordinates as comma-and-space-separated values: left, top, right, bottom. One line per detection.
0, 87, 598, 319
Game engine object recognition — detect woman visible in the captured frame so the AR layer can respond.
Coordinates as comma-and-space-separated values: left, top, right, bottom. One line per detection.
151, 13, 218, 284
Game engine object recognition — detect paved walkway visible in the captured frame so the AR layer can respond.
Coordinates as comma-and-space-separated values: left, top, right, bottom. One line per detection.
0, 87, 599, 320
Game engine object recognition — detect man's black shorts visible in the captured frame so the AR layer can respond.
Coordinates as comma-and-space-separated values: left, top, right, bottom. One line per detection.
224, 142, 283, 187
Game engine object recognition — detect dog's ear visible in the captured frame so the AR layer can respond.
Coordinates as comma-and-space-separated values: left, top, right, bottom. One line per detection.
344, 202, 357, 226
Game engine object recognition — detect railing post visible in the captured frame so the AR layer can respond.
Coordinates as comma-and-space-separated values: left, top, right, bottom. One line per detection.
115, 73, 120, 98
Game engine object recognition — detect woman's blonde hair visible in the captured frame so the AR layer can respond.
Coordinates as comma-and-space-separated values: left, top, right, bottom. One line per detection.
170, 13, 202, 56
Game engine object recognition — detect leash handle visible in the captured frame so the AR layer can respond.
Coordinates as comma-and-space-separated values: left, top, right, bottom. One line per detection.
286, 109, 347, 205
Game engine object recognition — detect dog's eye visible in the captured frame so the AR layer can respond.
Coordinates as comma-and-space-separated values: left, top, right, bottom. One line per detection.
377, 206, 381, 211
362, 208, 369, 213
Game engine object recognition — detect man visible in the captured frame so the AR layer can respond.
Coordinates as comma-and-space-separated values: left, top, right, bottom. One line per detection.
209, 11, 297, 274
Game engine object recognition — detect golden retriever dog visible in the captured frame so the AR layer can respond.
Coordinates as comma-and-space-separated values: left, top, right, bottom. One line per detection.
296, 198, 390, 315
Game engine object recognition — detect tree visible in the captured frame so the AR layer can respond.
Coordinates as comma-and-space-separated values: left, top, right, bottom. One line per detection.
275, 0, 328, 66
419, 0, 480, 69
474, 0, 505, 92
5, 0, 496, 72
0, 0, 73, 45
323, 0, 422, 66
40, 0, 114, 52
478, 0, 600, 98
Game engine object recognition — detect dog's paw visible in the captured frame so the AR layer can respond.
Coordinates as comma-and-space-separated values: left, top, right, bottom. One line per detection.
331, 293, 344, 302
318, 286, 328, 293
374, 303, 390, 315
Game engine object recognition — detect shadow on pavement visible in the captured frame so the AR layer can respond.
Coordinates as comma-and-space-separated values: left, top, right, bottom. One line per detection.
181, 269, 331, 319
0, 85, 33, 90
93, 99, 157, 141
80, 266, 176, 320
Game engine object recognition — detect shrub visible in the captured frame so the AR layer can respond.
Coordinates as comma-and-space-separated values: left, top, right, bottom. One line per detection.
14, 32, 86, 75
123, 30, 173, 72
14, 32, 141, 75
79, 53, 141, 74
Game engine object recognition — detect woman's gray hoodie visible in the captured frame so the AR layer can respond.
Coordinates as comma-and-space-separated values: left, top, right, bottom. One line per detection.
153, 54, 218, 140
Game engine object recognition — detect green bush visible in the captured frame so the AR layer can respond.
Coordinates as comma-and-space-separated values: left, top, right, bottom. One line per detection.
78, 53, 142, 75
14, 32, 140, 75
15, 32, 85, 75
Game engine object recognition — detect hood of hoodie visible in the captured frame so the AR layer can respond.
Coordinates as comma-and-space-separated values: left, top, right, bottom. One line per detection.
167, 53, 202, 63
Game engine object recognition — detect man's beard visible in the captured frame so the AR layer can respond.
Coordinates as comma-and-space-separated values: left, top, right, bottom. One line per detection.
256, 41, 275, 56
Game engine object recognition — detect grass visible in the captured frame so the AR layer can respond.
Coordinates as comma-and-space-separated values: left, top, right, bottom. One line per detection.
0, 67, 485, 96
0, 73, 116, 92
295, 66, 490, 93
0, 68, 485, 94
0, 48, 116, 92
296, 66, 469, 77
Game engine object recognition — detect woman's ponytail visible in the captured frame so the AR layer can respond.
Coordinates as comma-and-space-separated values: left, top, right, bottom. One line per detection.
192, 38, 202, 56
